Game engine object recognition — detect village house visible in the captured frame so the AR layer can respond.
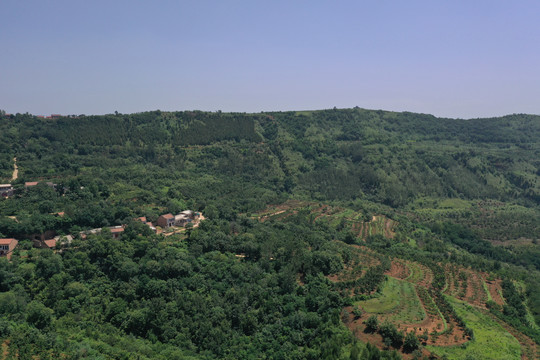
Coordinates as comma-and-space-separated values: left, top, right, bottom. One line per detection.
135, 217, 157, 233
80, 226, 125, 240
0, 238, 18, 260
157, 213, 175, 228
43, 235, 74, 249
79, 228, 102, 240
174, 214, 189, 227
110, 226, 125, 239
158, 210, 197, 229
25, 181, 38, 188
31, 230, 57, 249
43, 239, 57, 249
0, 184, 14, 197
24, 182, 57, 190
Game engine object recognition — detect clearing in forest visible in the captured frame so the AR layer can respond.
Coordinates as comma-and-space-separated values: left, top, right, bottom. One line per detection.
357, 277, 426, 324
352, 215, 397, 240
442, 264, 498, 308
428, 296, 522, 360
254, 201, 397, 240
334, 242, 516, 357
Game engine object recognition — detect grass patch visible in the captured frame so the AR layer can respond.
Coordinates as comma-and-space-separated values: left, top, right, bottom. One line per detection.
438, 198, 472, 210
483, 280, 493, 302
428, 296, 521, 360
357, 277, 425, 324
405, 263, 424, 284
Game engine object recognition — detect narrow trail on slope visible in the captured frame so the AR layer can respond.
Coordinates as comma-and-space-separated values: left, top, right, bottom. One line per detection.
11, 157, 18, 181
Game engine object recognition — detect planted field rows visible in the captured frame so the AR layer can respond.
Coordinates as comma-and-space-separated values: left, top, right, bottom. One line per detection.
352, 215, 397, 240
428, 296, 522, 360
357, 277, 426, 325
401, 261, 433, 289
328, 245, 384, 297
442, 264, 499, 308
331, 243, 526, 357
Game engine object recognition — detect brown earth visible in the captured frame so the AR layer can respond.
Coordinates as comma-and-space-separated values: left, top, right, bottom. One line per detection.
343, 307, 435, 359
1, 340, 8, 360
453, 269, 488, 308
482, 275, 505, 306
385, 260, 410, 280
328, 245, 381, 284
442, 264, 504, 308
11, 157, 17, 181
416, 264, 433, 289
442, 264, 459, 297
331, 244, 481, 357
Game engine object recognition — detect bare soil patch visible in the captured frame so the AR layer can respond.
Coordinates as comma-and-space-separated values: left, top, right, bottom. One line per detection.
385, 260, 410, 280
11, 157, 18, 181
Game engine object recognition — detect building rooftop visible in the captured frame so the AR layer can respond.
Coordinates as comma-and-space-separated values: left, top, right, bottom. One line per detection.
0, 238, 16, 245
44, 239, 57, 248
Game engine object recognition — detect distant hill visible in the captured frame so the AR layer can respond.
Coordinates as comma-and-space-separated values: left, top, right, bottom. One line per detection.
0, 107, 539, 358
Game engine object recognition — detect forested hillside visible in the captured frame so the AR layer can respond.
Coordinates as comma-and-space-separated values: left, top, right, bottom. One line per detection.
0, 108, 539, 359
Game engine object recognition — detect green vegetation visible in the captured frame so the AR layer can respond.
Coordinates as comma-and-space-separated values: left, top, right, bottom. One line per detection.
428, 296, 522, 360
358, 277, 425, 324
0, 107, 539, 358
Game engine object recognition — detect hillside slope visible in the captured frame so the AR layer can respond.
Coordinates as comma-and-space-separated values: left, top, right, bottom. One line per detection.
0, 108, 539, 359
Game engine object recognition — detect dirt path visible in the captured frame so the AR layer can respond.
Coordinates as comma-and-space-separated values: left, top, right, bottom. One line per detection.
11, 157, 17, 181
260, 210, 286, 222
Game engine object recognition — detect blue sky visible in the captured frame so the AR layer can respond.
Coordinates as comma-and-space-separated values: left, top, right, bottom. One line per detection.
1, 0, 539, 118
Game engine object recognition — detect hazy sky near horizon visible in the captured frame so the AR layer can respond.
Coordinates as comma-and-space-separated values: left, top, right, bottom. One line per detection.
1, 1, 539, 119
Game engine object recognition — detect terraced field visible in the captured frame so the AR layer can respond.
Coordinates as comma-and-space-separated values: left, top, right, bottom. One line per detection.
255, 201, 397, 240
357, 277, 426, 324
334, 244, 526, 356
428, 296, 522, 360
256, 202, 536, 358
353, 215, 397, 239
442, 264, 497, 308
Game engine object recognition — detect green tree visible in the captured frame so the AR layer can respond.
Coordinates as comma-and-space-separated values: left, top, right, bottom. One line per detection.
26, 301, 53, 329
403, 331, 420, 352
365, 315, 379, 333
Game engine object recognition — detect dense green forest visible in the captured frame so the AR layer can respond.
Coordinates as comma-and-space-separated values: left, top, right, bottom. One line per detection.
0, 108, 539, 359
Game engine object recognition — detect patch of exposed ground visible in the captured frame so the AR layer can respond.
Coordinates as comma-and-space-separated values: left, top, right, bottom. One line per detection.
443, 265, 501, 308
385, 260, 409, 280
343, 303, 467, 359
11, 157, 17, 181
484, 277, 505, 306
1, 340, 8, 360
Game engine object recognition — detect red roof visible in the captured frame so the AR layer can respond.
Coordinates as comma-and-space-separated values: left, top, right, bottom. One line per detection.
110, 228, 125, 233
25, 182, 38, 186
44, 239, 57, 248
0, 238, 16, 245
162, 214, 174, 219
136, 216, 147, 222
